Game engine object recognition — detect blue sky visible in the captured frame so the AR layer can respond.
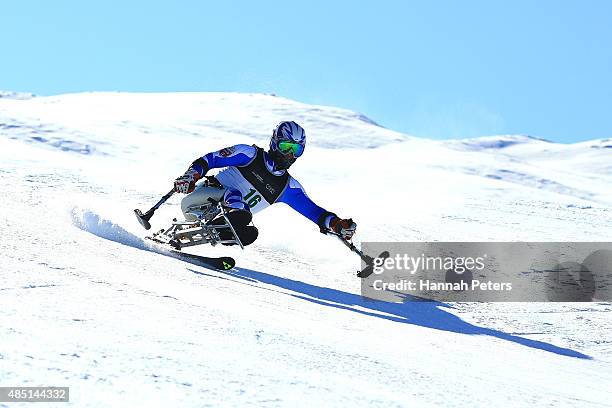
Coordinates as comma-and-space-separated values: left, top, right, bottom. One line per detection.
2, 1, 611, 142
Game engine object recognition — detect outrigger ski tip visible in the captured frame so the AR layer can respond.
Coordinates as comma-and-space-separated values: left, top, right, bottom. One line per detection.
134, 209, 152, 230
357, 250, 390, 278
134, 188, 175, 231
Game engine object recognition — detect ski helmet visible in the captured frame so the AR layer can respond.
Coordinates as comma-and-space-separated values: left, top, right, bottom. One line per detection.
269, 121, 306, 170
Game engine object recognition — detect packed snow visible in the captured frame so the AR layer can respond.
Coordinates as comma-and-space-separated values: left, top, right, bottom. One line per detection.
0, 92, 611, 407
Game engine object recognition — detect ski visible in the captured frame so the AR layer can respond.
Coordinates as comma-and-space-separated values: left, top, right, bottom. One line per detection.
169, 250, 236, 271
144, 236, 236, 270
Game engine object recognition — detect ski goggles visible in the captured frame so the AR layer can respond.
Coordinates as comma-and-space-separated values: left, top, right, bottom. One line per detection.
277, 140, 304, 157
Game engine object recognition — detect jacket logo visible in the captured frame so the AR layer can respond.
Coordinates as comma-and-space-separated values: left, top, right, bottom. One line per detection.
266, 184, 275, 194
219, 147, 236, 157
251, 171, 264, 183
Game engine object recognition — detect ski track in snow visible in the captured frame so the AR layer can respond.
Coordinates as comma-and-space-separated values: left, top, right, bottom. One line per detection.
1, 91, 611, 407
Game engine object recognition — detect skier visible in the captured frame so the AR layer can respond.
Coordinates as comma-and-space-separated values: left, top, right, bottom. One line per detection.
173, 121, 357, 246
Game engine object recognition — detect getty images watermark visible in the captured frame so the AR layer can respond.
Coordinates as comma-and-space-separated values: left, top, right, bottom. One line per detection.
360, 242, 612, 302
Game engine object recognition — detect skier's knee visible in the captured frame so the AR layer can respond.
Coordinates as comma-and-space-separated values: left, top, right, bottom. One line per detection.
238, 226, 258, 246
227, 208, 253, 227
181, 185, 226, 220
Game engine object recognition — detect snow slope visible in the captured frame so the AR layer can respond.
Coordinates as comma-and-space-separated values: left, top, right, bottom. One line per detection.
1, 92, 611, 407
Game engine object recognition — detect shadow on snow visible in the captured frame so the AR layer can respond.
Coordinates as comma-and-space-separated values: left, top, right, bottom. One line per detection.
192, 266, 592, 360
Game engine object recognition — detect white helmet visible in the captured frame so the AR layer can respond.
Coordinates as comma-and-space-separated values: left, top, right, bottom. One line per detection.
269, 121, 306, 170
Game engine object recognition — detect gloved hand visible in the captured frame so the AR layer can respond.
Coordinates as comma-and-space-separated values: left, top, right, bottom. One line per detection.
174, 167, 202, 194
330, 217, 357, 240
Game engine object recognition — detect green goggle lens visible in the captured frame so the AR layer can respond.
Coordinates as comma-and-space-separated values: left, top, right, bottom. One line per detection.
278, 141, 304, 157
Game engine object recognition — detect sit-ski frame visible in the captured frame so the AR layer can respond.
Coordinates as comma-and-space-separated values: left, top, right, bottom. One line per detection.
147, 200, 244, 250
